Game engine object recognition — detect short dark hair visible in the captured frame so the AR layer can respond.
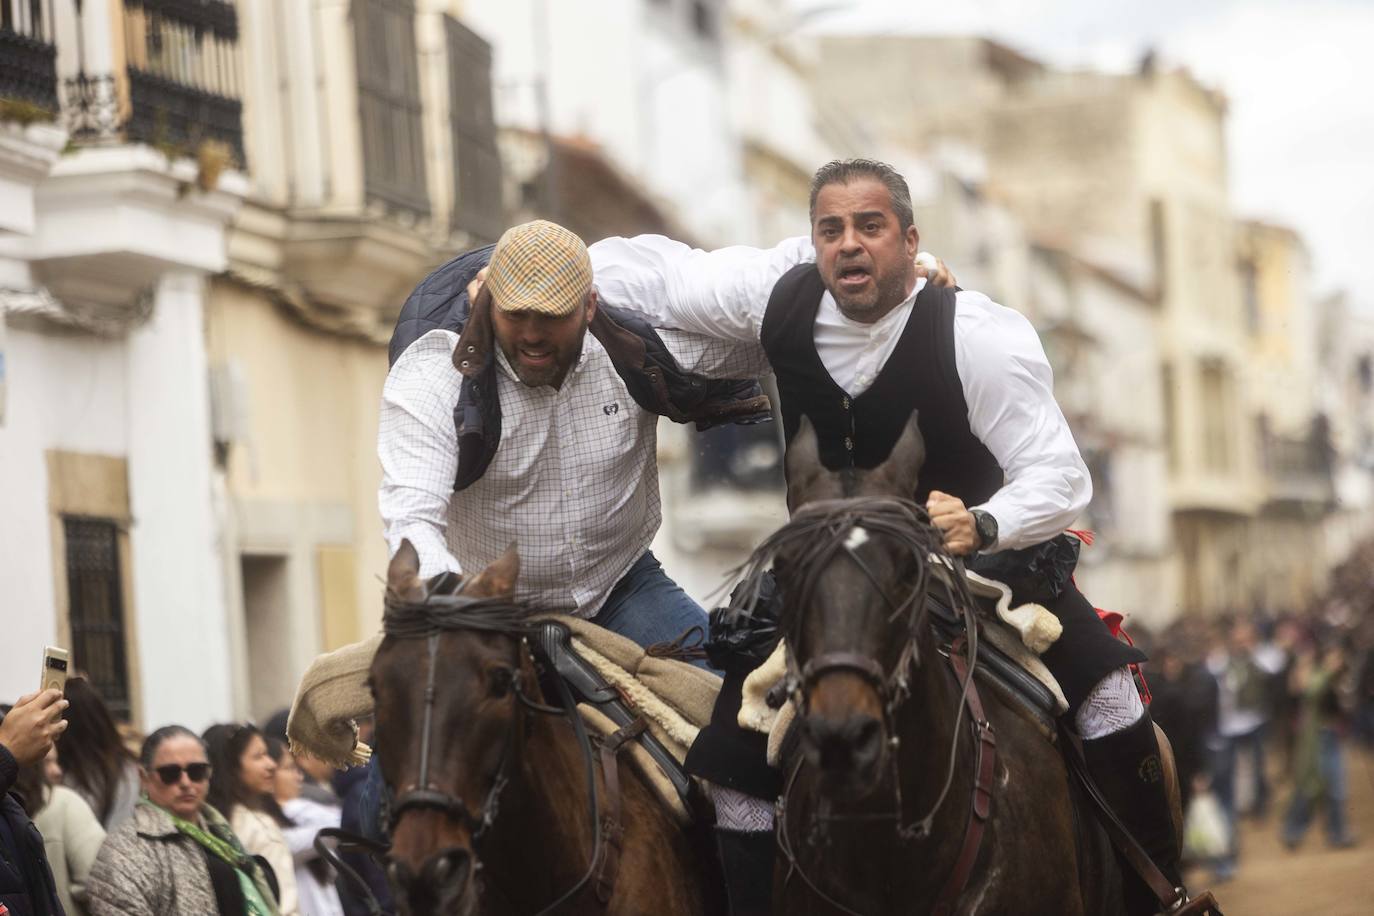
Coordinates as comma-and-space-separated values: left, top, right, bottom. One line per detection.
140, 725, 204, 768
809, 159, 915, 231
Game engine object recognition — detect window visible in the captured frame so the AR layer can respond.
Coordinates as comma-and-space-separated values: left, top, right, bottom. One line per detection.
1200, 361, 1231, 473
1161, 362, 1177, 471
1149, 198, 1168, 300
64, 518, 131, 719
690, 1, 716, 40
444, 15, 504, 242
1239, 258, 1259, 334
354, 0, 429, 216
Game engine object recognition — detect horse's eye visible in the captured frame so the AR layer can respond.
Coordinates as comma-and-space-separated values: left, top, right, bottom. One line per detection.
487, 667, 514, 699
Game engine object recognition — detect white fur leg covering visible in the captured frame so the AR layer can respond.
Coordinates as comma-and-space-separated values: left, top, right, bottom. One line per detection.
708, 782, 775, 833
1074, 667, 1144, 740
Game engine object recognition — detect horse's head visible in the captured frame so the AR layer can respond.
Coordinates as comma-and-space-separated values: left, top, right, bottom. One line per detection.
371, 540, 528, 916
770, 414, 937, 798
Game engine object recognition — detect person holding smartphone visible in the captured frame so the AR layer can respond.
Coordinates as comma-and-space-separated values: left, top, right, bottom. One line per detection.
1, 688, 69, 916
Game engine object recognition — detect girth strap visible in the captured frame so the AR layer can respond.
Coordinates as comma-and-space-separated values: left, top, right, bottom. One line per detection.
593, 717, 648, 903
932, 639, 998, 916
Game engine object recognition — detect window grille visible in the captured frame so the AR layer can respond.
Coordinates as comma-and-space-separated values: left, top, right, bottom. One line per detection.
354, 0, 429, 217
63, 518, 132, 720
444, 14, 504, 242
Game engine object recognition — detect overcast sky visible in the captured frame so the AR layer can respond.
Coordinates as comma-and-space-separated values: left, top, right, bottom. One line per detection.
797, 0, 1374, 302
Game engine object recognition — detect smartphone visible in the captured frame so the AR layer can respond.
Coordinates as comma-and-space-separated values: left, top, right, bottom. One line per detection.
40, 646, 69, 694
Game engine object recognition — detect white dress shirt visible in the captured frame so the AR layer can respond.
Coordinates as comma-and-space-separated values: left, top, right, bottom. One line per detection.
378, 326, 768, 615
587, 234, 1092, 551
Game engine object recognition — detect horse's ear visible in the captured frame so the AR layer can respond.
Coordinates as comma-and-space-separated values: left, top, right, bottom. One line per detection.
861, 411, 925, 498
464, 543, 520, 599
785, 414, 826, 513
387, 540, 427, 602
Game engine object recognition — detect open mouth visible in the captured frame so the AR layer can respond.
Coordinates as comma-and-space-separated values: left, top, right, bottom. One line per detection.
519, 348, 555, 366
837, 265, 871, 289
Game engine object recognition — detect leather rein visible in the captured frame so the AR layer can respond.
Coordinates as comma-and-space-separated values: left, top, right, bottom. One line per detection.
315, 585, 608, 916
752, 497, 998, 916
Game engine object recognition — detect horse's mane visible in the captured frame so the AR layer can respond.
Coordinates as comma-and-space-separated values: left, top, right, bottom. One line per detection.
723, 494, 960, 647
382, 586, 536, 639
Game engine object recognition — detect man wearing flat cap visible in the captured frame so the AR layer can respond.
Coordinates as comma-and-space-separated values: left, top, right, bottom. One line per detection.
380, 219, 771, 654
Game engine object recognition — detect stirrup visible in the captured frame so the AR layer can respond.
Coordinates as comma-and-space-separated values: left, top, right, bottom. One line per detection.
1166, 888, 1223, 916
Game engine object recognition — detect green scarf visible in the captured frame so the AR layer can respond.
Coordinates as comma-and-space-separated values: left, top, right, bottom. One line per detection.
140, 800, 280, 916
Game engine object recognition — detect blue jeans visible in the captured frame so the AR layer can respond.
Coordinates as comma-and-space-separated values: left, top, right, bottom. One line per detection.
359, 551, 710, 840
589, 551, 714, 669
1282, 727, 1351, 845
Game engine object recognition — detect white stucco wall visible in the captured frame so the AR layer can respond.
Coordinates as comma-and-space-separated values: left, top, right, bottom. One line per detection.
0, 310, 130, 707
462, 0, 746, 244
125, 272, 235, 730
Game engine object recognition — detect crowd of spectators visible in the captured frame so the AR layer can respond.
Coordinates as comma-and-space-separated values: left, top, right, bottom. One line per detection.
1140, 599, 1373, 884
0, 679, 387, 916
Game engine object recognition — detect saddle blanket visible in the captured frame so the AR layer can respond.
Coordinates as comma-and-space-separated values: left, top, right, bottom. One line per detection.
285, 615, 720, 825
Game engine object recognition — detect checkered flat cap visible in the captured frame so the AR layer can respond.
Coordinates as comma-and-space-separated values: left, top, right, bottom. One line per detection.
486, 220, 593, 316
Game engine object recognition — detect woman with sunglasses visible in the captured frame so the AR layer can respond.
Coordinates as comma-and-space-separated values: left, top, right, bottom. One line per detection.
205, 724, 299, 916
86, 726, 280, 915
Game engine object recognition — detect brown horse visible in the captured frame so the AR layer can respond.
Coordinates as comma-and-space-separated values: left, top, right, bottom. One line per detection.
371, 541, 718, 916
742, 417, 1128, 915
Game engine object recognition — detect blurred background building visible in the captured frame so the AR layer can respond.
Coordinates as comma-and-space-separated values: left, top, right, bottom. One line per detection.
2, 0, 1371, 729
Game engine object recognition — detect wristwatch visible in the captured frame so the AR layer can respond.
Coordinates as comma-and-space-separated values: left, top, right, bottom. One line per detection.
970, 509, 998, 552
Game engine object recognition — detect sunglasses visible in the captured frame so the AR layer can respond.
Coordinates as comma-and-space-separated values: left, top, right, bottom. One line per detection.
154, 763, 212, 785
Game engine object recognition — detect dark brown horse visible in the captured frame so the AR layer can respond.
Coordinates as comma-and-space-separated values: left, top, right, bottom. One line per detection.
371, 541, 718, 916
746, 417, 1127, 915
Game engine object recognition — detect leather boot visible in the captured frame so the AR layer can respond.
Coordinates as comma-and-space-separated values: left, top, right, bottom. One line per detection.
714, 828, 775, 916
1082, 713, 1184, 916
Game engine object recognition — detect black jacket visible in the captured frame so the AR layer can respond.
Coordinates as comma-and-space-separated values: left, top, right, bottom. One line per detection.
389, 245, 773, 492
0, 745, 64, 916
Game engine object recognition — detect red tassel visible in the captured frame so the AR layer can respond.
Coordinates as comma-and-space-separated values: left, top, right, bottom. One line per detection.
1096, 607, 1152, 705
1067, 528, 1095, 546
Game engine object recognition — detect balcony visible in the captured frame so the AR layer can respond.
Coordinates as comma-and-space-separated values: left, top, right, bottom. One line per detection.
64, 0, 244, 168
1262, 423, 1336, 512
0, 0, 58, 117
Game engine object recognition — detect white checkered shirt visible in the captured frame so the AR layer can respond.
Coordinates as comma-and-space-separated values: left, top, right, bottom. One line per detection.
379, 327, 768, 616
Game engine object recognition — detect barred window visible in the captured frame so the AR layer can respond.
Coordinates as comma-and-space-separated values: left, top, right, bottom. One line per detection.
354, 0, 429, 216
444, 14, 504, 242
63, 518, 132, 719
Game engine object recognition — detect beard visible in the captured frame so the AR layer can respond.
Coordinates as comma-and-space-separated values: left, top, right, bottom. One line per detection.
499, 328, 587, 389
829, 265, 912, 322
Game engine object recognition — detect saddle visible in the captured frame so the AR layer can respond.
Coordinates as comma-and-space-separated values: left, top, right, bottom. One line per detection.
529, 617, 721, 825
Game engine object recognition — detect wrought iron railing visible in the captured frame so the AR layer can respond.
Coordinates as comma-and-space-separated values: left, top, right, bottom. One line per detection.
0, 0, 58, 116
62, 1, 244, 164
120, 0, 244, 163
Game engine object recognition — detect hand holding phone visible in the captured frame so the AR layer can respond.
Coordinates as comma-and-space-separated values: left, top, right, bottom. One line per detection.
40, 646, 69, 694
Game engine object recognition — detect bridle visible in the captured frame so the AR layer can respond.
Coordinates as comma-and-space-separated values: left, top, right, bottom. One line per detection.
378, 588, 552, 837
728, 496, 988, 915
316, 582, 606, 916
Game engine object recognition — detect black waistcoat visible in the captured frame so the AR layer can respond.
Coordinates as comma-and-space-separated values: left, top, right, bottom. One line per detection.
760, 263, 1003, 506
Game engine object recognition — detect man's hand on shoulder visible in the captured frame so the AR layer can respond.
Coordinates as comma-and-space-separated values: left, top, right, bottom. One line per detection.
467, 266, 488, 302
916, 252, 958, 288
0, 688, 69, 768
927, 490, 977, 556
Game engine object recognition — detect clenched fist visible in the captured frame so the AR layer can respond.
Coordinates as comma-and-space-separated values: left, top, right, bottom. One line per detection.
926, 489, 977, 556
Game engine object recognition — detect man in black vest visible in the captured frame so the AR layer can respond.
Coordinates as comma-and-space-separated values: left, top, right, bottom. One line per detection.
590, 160, 1189, 915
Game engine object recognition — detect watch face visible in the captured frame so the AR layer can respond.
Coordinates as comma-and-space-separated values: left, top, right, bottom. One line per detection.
975, 512, 997, 546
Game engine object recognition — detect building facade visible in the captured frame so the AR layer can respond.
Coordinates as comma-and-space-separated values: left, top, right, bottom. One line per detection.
209, 0, 504, 720
1, 0, 247, 727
